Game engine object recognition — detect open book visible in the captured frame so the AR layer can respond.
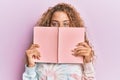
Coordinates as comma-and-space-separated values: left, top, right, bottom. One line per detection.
33, 26, 85, 63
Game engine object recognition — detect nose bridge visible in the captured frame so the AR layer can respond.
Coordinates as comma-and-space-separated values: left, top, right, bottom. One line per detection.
59, 21, 64, 27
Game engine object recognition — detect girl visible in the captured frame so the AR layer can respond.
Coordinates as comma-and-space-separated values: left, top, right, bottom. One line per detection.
23, 3, 95, 80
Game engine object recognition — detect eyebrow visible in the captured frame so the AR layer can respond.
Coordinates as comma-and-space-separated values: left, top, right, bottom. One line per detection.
51, 20, 70, 22
51, 20, 59, 23
63, 20, 70, 22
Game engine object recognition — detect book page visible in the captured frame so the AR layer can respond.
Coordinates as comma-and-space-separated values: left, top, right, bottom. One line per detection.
33, 27, 58, 63
58, 27, 84, 63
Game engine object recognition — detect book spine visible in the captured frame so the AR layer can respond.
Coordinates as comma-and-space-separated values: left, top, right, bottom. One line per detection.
57, 27, 59, 63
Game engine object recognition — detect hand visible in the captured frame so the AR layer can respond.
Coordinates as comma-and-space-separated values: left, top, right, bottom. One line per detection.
72, 42, 93, 63
26, 44, 40, 67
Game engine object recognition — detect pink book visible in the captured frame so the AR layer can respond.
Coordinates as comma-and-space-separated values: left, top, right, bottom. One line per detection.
33, 26, 85, 63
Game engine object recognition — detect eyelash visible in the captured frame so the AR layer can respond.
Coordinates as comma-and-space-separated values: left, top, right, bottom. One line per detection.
51, 22, 59, 26
51, 22, 69, 27
63, 23, 69, 26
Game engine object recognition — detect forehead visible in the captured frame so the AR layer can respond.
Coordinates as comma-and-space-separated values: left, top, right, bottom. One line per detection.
51, 11, 69, 21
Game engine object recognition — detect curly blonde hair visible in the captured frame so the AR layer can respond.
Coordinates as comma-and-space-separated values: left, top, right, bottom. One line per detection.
36, 3, 94, 62
36, 3, 84, 27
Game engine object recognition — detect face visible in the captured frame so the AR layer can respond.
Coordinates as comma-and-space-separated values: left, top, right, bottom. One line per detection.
50, 11, 70, 27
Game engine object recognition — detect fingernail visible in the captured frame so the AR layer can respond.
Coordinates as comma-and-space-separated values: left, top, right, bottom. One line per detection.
71, 50, 74, 52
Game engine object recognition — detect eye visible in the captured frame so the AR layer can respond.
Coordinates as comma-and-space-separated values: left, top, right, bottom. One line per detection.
63, 22, 69, 27
50, 22, 59, 27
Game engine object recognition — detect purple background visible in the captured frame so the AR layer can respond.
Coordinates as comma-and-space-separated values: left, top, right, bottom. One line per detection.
0, 0, 120, 80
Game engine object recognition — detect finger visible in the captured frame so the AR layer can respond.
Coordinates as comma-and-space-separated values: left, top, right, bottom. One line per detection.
72, 52, 85, 57
77, 45, 85, 48
32, 55, 35, 59
72, 47, 88, 54
33, 52, 40, 59
27, 49, 40, 58
72, 53, 79, 57
37, 51, 41, 57
77, 50, 88, 54
33, 49, 40, 57
72, 50, 81, 57
72, 48, 87, 53
72, 49, 89, 55
29, 44, 40, 50
37, 55, 40, 60
73, 52, 89, 57
74, 47, 88, 51
76, 42, 89, 48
